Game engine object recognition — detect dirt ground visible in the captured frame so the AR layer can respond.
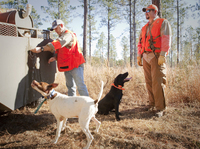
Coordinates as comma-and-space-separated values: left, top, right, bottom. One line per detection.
0, 100, 200, 149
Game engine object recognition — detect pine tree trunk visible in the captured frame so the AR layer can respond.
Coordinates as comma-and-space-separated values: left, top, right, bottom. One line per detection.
133, 0, 137, 67
152, 0, 162, 18
83, 0, 88, 62
89, 0, 92, 62
177, 0, 180, 64
129, 0, 133, 67
107, 7, 110, 64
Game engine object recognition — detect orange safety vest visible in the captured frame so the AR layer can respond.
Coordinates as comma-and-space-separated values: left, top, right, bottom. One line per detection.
51, 30, 85, 72
141, 18, 164, 54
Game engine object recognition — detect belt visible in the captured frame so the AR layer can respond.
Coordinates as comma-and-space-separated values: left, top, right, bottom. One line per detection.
144, 51, 153, 54
144, 51, 160, 57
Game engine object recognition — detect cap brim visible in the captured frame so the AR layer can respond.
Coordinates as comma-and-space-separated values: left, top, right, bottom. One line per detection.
50, 25, 57, 31
142, 8, 146, 12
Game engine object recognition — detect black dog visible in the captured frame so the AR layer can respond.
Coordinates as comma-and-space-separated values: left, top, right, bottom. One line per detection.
98, 72, 131, 121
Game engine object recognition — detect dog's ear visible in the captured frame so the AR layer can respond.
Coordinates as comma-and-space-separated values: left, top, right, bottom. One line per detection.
114, 74, 122, 85
48, 83, 59, 89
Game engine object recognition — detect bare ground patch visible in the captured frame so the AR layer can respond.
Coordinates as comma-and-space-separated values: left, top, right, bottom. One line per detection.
0, 102, 200, 149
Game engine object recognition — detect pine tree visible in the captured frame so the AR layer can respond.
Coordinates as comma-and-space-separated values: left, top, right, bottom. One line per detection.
98, 0, 121, 64
83, 0, 88, 61
121, 36, 129, 65
41, 0, 71, 29
88, 0, 98, 61
95, 32, 107, 62
109, 34, 117, 66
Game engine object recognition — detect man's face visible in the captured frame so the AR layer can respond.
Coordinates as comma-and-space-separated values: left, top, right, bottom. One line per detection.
145, 9, 156, 20
54, 25, 62, 35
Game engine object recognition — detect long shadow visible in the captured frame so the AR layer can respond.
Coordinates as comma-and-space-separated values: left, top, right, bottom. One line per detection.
0, 112, 55, 135
120, 106, 155, 120
96, 105, 155, 122
0, 110, 79, 137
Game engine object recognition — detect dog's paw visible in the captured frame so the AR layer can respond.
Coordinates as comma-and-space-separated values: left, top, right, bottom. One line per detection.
52, 139, 58, 144
61, 127, 66, 132
94, 129, 99, 133
116, 117, 120, 121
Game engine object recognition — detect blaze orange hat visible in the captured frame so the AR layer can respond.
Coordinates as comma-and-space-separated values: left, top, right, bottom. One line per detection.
142, 4, 158, 12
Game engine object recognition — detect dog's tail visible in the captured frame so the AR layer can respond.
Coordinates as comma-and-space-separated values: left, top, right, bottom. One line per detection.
94, 81, 104, 105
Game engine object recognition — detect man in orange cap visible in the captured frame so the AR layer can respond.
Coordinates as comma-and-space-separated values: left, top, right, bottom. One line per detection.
137, 4, 172, 117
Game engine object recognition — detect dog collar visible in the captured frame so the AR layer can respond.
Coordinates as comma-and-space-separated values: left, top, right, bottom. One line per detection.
34, 89, 56, 114
43, 89, 56, 99
111, 83, 125, 90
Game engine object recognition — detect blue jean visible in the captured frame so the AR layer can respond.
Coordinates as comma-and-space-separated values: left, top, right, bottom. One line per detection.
64, 65, 89, 96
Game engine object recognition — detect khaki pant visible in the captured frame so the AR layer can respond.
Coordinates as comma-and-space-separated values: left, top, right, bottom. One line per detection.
143, 53, 166, 111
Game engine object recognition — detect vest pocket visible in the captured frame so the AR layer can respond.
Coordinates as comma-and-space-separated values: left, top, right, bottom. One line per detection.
60, 66, 69, 69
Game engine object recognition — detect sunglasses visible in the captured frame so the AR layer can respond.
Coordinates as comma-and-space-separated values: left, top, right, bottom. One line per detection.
146, 9, 154, 13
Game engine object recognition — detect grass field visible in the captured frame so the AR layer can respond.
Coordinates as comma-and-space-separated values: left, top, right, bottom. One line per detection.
0, 64, 200, 149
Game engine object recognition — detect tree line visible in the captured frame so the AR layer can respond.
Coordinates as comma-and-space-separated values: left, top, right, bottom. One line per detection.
1, 0, 199, 67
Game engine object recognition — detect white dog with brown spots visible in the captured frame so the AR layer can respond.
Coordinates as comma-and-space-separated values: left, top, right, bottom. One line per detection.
31, 80, 103, 149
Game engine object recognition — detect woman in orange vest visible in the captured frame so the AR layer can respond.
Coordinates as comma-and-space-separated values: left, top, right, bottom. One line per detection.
137, 4, 172, 117
30, 19, 89, 96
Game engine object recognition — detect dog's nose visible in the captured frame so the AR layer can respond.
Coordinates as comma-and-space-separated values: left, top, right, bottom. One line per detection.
124, 72, 128, 76
33, 80, 38, 83
31, 80, 38, 86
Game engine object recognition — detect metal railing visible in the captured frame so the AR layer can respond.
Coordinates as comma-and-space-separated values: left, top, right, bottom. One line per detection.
0, 22, 51, 39
0, 22, 17, 37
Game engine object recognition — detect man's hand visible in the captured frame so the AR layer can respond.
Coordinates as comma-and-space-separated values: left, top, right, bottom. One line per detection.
30, 47, 42, 53
48, 57, 56, 64
158, 55, 166, 65
137, 56, 143, 66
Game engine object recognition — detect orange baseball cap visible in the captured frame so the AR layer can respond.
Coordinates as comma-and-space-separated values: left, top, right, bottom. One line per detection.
142, 4, 158, 12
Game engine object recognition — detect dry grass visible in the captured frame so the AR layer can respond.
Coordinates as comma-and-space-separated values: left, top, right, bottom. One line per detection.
0, 64, 200, 149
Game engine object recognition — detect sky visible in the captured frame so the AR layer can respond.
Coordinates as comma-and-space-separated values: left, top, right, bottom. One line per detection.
1, 0, 199, 59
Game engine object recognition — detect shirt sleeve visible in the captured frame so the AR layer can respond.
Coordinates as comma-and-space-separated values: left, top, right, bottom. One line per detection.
57, 32, 73, 48
137, 30, 142, 57
46, 32, 74, 52
160, 19, 172, 56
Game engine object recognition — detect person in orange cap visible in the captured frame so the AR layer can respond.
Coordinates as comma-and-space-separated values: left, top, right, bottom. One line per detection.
137, 4, 172, 117
30, 19, 89, 97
